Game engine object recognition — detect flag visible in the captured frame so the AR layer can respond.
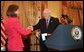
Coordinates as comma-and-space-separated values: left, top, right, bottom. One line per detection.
1, 16, 7, 47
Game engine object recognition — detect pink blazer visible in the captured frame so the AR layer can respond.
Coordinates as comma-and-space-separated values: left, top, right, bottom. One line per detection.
4, 17, 31, 50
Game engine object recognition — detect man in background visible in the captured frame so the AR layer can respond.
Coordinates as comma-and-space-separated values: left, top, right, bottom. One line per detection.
28, 9, 60, 51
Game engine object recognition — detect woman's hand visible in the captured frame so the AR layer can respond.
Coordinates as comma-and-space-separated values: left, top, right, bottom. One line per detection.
27, 26, 33, 31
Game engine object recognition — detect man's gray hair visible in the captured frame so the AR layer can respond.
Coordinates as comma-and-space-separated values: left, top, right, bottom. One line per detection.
43, 9, 51, 14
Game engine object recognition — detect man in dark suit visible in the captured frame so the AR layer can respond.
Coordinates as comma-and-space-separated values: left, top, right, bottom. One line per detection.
28, 9, 60, 51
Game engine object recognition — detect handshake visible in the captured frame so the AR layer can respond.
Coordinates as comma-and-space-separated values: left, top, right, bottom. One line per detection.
27, 26, 33, 31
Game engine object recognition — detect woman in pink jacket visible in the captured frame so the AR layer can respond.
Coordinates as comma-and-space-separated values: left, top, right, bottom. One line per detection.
4, 5, 32, 51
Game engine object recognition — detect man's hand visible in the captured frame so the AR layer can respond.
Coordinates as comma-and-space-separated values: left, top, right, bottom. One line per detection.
47, 34, 51, 36
27, 26, 33, 31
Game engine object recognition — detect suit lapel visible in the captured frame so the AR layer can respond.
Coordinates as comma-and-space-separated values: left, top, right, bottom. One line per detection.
43, 19, 47, 29
43, 17, 53, 30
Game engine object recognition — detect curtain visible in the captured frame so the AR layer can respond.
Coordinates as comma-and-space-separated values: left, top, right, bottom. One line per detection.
62, 1, 83, 26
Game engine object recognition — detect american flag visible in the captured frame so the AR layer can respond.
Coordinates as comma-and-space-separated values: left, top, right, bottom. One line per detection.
1, 16, 7, 47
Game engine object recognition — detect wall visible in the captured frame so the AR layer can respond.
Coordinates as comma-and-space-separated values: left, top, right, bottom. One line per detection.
48, 1, 62, 18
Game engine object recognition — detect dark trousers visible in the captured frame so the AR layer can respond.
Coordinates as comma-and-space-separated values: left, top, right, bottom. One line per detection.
39, 36, 48, 51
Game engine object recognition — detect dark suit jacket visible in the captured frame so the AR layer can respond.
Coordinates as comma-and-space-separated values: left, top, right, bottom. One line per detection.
33, 17, 60, 34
